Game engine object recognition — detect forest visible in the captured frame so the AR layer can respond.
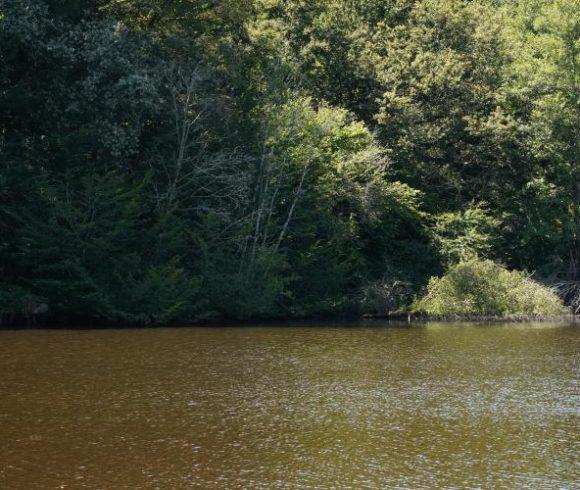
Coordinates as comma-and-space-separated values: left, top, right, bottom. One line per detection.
0, 0, 578, 325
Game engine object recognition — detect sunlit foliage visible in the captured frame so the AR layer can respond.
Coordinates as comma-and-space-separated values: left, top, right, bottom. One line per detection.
0, 0, 576, 323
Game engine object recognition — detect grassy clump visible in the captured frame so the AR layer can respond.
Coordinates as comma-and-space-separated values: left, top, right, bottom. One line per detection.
414, 259, 568, 318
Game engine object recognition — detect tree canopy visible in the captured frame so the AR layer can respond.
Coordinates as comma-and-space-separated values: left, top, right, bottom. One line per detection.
1, 0, 578, 324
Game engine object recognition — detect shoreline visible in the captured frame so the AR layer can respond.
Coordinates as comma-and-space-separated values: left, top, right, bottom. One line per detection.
373, 312, 580, 323
1, 313, 578, 330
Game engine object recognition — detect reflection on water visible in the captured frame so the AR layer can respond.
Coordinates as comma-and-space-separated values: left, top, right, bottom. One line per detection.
0, 322, 578, 488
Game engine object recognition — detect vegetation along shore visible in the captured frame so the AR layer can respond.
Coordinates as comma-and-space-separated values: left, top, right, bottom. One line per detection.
1, 0, 578, 326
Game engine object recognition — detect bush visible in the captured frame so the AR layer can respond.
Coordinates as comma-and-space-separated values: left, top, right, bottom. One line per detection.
0, 284, 46, 326
555, 280, 580, 315
414, 259, 568, 318
357, 279, 411, 315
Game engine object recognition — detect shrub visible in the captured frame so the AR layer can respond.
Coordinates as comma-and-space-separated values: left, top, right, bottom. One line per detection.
0, 284, 46, 326
357, 279, 411, 315
414, 259, 568, 318
554, 280, 580, 315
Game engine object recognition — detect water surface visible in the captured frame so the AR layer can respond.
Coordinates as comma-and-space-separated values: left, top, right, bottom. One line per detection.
0, 322, 578, 488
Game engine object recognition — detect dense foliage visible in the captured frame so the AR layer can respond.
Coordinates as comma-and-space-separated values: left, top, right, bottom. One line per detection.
414, 259, 567, 318
0, 0, 578, 324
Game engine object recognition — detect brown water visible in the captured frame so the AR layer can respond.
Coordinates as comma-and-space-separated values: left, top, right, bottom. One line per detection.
0, 322, 578, 489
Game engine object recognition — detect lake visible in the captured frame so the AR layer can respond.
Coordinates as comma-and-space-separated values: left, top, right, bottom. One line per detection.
0, 322, 578, 488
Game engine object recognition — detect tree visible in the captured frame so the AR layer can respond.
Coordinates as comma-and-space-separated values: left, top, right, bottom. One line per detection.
500, 0, 579, 273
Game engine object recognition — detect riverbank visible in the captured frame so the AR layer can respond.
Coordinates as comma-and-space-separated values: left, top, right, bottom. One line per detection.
374, 312, 580, 323
2, 312, 578, 330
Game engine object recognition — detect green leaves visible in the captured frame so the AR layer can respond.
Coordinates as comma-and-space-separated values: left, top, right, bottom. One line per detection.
414, 259, 568, 318
9, 171, 200, 324
433, 204, 500, 266
1, 0, 577, 324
